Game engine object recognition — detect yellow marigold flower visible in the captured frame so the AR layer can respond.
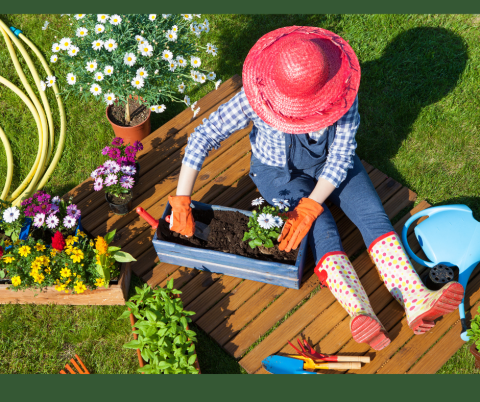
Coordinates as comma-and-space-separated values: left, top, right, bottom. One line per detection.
77, 274, 81, 278
45, 267, 52, 274
55, 284, 64, 292
95, 236, 108, 255
89, 240, 94, 247
60, 267, 72, 278
4, 239, 12, 247
4, 256, 15, 264
18, 246, 31, 257
50, 249, 57, 257
74, 281, 87, 294
35, 243, 46, 252
33, 273, 45, 284
70, 249, 84, 263
64, 246, 73, 256
65, 235, 78, 246
11, 276, 21, 287
78, 231, 86, 238
95, 277, 105, 287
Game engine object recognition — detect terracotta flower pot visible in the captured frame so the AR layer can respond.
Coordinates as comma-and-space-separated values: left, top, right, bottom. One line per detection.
470, 343, 480, 369
106, 105, 151, 145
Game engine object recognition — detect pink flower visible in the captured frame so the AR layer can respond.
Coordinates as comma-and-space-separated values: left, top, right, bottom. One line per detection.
102, 146, 110, 155
111, 137, 124, 146
94, 177, 103, 191
108, 147, 121, 159
120, 175, 134, 189
104, 174, 118, 186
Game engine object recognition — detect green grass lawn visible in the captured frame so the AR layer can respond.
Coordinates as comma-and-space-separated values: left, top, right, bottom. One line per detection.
0, 14, 479, 374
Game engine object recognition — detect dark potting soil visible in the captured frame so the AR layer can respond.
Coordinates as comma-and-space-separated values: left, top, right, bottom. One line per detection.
108, 98, 149, 127
30, 228, 53, 245
157, 210, 299, 265
107, 192, 133, 205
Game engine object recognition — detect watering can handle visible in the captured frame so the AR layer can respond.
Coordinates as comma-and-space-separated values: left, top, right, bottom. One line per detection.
401, 205, 471, 268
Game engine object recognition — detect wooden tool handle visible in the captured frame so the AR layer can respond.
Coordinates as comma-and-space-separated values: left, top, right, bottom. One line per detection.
335, 355, 371, 363
318, 362, 362, 370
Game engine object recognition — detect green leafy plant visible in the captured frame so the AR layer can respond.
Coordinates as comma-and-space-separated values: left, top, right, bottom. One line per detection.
242, 197, 289, 249
467, 305, 480, 351
120, 280, 198, 374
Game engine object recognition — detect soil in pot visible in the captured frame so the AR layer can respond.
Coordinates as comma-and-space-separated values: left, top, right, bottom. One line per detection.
108, 98, 149, 127
107, 192, 133, 205
157, 209, 299, 265
30, 228, 53, 245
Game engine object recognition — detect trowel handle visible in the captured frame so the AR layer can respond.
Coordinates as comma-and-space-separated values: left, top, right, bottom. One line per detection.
136, 207, 159, 229
335, 355, 371, 363
312, 362, 361, 370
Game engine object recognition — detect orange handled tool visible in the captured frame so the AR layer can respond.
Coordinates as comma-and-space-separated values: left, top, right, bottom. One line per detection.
59, 354, 90, 374
136, 207, 159, 229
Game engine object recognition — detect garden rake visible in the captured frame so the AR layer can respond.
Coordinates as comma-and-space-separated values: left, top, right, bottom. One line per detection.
59, 354, 90, 374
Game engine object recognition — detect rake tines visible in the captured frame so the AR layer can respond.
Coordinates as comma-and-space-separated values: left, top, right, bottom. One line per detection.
59, 354, 90, 374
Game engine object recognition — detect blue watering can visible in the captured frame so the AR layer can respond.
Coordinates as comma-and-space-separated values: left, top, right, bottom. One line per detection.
402, 204, 480, 341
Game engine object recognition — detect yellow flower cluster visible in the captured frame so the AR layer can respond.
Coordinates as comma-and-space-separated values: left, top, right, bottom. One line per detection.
65, 235, 79, 246
95, 236, 108, 255
77, 231, 87, 238
95, 277, 105, 287
74, 281, 87, 294
18, 245, 31, 257
60, 267, 72, 278
3, 256, 15, 264
11, 276, 21, 287
29, 255, 50, 284
35, 243, 46, 252
71, 248, 84, 263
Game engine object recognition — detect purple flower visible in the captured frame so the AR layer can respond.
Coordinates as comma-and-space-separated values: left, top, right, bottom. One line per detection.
133, 140, 144, 152
49, 204, 60, 214
91, 169, 99, 179
121, 165, 136, 176
120, 175, 135, 189
46, 214, 59, 229
104, 174, 118, 186
111, 137, 124, 146
125, 145, 137, 157
67, 204, 81, 219
34, 190, 46, 201
38, 193, 51, 204
37, 203, 51, 214
63, 215, 76, 229
94, 177, 103, 191
102, 146, 110, 156
108, 147, 121, 159
21, 197, 33, 206
103, 160, 120, 173
25, 205, 35, 217
51, 196, 61, 205
33, 213, 46, 228
126, 156, 136, 164
96, 166, 106, 175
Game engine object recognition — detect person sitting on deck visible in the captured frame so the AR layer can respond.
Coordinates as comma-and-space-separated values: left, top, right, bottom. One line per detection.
168, 26, 464, 351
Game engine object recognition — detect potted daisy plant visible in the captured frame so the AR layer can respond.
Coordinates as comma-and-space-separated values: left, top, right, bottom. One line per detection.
47, 13, 219, 145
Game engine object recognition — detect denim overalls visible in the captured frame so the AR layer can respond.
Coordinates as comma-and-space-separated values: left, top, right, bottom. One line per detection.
249, 125, 394, 263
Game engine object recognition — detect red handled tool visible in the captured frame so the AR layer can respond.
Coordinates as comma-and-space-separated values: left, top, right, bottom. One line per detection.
136, 207, 159, 229
287, 338, 371, 363
59, 354, 90, 374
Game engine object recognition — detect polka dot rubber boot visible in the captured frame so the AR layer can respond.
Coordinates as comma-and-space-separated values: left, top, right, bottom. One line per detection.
315, 252, 391, 351
368, 232, 464, 335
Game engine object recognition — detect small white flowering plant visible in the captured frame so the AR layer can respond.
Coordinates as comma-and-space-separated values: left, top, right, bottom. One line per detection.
0, 199, 26, 242
48, 14, 218, 123
242, 197, 289, 249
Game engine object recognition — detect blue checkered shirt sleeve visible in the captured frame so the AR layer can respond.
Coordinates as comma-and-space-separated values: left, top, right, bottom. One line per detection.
319, 95, 360, 188
182, 90, 252, 171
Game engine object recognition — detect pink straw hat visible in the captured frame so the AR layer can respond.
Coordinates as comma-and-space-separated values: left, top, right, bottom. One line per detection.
242, 26, 361, 134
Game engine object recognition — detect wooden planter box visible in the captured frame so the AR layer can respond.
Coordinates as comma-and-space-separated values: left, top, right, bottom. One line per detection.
0, 263, 131, 305
152, 201, 308, 289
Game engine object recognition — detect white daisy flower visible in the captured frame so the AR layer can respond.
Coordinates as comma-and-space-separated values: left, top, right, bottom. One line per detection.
52, 43, 61, 52
198, 73, 207, 84
154, 69, 159, 75
149, 14, 157, 21
139, 43, 153, 57
150, 105, 158, 112
203, 19, 210, 33
193, 107, 201, 118
194, 14, 201, 18
95, 72, 104, 82
172, 25, 178, 33
191, 56, 201, 68
207, 72, 216, 81
68, 45, 80, 57
104, 92, 116, 105
252, 197, 265, 206
110, 14, 122, 25
86, 60, 97, 72
190, 69, 200, 82
104, 65, 114, 75
124, 53, 136, 67
211, 47, 218, 57
74, 14, 85, 20
131, 76, 144, 89
46, 214, 59, 229
178, 82, 185, 93
161, 49, 173, 61
182, 14, 193, 21
273, 216, 284, 228
176, 55, 187, 68
39, 81, 46, 91
66, 73, 76, 85
157, 104, 166, 113
257, 213, 275, 229
59, 37, 72, 50
76, 27, 88, 37
92, 39, 104, 50
184, 95, 190, 106
166, 30, 177, 41
168, 60, 177, 72
3, 206, 20, 223
104, 39, 117, 52
50, 55, 58, 63
46, 75, 56, 87
135, 35, 144, 43
95, 24, 105, 34
90, 83, 102, 96
33, 213, 46, 228
190, 101, 197, 111
215, 79, 222, 90
97, 14, 109, 23
136, 67, 148, 78
272, 199, 290, 210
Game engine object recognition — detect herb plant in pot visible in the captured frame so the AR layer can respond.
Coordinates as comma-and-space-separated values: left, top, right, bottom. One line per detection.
467, 305, 480, 368
51, 14, 218, 145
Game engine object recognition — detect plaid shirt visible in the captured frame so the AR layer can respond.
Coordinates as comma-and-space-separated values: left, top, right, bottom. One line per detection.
183, 88, 360, 188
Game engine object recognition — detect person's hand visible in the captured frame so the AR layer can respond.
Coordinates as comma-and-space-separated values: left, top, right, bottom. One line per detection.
168, 195, 195, 237
278, 198, 324, 252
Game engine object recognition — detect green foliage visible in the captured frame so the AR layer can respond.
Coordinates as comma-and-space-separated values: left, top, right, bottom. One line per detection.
0, 199, 25, 242
467, 306, 480, 351
120, 280, 198, 374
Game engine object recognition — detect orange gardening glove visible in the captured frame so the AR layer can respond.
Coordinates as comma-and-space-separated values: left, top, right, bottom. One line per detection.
168, 195, 195, 237
278, 198, 324, 252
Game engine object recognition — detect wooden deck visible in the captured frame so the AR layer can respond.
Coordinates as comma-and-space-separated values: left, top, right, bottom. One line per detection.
66, 75, 480, 374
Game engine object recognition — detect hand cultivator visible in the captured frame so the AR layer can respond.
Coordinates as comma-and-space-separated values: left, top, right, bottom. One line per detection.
59, 354, 90, 374
287, 338, 371, 363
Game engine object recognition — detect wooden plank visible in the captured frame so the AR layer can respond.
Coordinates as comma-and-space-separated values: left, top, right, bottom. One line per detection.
64, 75, 243, 205
407, 300, 480, 374
178, 272, 223, 306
